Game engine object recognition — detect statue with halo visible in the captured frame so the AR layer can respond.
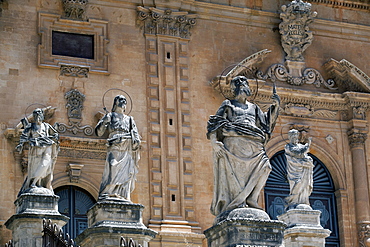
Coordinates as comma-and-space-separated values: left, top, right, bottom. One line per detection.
207, 75, 280, 216
16, 108, 59, 196
95, 94, 141, 201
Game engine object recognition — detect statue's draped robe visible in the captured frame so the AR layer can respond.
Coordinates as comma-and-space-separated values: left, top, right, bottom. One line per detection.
207, 100, 279, 216
96, 113, 140, 201
18, 122, 58, 196
285, 143, 314, 205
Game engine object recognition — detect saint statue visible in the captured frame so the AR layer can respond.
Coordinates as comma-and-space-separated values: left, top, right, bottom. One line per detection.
16, 108, 59, 196
207, 76, 280, 216
285, 129, 314, 208
95, 95, 141, 201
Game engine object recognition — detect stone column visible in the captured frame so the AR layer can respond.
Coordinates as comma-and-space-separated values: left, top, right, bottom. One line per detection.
348, 127, 370, 246
5, 193, 68, 247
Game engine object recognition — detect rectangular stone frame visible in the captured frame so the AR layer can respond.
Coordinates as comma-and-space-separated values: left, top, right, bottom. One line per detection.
38, 12, 109, 75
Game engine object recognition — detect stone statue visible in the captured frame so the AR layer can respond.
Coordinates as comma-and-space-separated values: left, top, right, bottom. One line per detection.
285, 129, 314, 208
95, 95, 141, 201
207, 76, 280, 216
16, 108, 59, 196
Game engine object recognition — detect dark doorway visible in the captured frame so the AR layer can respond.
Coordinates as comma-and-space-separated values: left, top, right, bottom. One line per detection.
265, 151, 340, 247
55, 185, 96, 239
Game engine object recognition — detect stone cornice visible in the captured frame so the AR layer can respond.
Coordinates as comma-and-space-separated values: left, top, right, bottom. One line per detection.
307, 0, 370, 11
324, 59, 370, 93
245, 83, 370, 120
254, 85, 347, 110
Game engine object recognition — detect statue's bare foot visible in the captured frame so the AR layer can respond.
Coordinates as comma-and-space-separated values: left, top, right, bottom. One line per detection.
246, 199, 263, 210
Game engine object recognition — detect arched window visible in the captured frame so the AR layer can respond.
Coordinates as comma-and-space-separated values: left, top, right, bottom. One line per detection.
55, 186, 96, 239
265, 151, 340, 247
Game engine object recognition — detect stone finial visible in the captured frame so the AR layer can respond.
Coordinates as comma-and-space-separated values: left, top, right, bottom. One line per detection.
279, 0, 317, 62
62, 0, 88, 20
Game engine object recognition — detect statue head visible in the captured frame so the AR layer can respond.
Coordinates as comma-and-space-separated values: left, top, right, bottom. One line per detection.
32, 108, 44, 123
112, 95, 127, 112
288, 129, 299, 143
230, 76, 251, 98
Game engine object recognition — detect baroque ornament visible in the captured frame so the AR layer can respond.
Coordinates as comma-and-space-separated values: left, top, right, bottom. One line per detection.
257, 64, 337, 89
348, 131, 367, 148
254, 0, 337, 90
60, 65, 89, 78
279, 0, 316, 62
55, 89, 94, 136
359, 222, 370, 247
62, 0, 88, 20
137, 7, 197, 39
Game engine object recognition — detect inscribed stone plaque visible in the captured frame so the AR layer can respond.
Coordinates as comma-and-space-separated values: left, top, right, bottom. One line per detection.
52, 31, 94, 59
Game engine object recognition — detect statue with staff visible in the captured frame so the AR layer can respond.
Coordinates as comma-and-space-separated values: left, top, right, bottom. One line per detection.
207, 75, 280, 216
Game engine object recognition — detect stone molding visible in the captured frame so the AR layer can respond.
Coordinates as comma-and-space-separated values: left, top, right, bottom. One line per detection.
308, 0, 370, 11
38, 12, 109, 75
324, 59, 370, 93
5, 128, 107, 173
209, 48, 370, 121
58, 136, 107, 160
137, 7, 197, 39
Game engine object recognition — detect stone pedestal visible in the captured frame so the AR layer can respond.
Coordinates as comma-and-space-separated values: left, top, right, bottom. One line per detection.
5, 192, 69, 247
278, 205, 331, 247
76, 200, 157, 247
204, 208, 286, 247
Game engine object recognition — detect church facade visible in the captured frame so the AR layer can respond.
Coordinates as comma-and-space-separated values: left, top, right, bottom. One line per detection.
0, 0, 370, 246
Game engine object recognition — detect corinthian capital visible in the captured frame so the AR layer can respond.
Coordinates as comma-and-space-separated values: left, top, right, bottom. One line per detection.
348, 129, 367, 148
137, 6, 197, 39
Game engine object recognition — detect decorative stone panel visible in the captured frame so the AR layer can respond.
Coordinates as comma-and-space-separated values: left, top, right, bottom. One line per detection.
55, 89, 94, 136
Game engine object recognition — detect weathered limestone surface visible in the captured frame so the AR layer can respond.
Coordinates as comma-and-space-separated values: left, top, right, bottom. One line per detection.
5, 193, 68, 247
204, 208, 286, 247
278, 207, 331, 247
76, 200, 156, 247
0, 0, 370, 246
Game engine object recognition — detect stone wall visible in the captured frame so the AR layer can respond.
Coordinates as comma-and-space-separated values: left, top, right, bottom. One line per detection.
0, 0, 370, 246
